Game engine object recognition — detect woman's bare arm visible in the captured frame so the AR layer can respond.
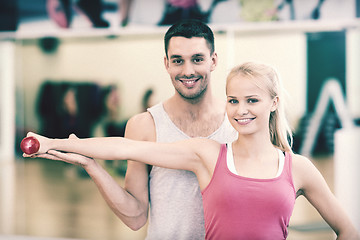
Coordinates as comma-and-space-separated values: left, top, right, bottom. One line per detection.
293, 154, 360, 240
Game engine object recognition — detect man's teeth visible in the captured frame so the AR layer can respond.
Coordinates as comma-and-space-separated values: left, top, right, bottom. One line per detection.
183, 80, 195, 83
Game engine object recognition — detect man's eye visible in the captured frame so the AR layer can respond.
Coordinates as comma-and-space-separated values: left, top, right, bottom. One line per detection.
173, 59, 183, 64
193, 58, 203, 63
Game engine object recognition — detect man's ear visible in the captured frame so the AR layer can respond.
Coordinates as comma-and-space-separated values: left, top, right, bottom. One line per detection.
164, 55, 169, 71
210, 52, 218, 72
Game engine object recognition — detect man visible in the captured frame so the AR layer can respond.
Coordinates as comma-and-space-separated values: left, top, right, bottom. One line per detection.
44, 19, 237, 239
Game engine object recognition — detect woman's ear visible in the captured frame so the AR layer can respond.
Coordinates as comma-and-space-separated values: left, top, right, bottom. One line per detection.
271, 96, 279, 112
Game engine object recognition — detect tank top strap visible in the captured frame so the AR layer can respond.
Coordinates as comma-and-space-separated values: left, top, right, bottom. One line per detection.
147, 102, 166, 135
214, 144, 228, 175
283, 152, 295, 191
283, 152, 292, 175
147, 102, 189, 142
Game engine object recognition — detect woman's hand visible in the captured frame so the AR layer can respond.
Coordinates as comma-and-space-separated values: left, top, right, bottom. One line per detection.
22, 132, 51, 156
23, 133, 95, 168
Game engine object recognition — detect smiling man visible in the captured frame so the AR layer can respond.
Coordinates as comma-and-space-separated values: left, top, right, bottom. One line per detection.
121, 20, 237, 239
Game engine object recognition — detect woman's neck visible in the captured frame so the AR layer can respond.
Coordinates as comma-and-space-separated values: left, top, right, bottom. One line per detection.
234, 132, 275, 158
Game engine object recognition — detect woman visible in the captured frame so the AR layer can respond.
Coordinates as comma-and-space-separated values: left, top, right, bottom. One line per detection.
24, 62, 359, 239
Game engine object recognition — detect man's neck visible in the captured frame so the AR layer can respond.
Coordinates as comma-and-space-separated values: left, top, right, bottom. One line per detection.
163, 94, 226, 137
166, 92, 216, 115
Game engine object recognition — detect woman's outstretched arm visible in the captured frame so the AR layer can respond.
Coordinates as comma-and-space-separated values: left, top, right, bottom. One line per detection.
23, 132, 213, 173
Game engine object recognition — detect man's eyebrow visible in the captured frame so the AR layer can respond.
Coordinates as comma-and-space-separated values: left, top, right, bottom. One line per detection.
192, 53, 205, 57
169, 53, 205, 59
170, 55, 182, 59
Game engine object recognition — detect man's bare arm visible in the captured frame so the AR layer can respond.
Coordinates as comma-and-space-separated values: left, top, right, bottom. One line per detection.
39, 112, 155, 230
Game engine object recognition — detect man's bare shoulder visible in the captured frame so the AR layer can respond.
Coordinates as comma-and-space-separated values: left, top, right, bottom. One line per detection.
125, 112, 156, 141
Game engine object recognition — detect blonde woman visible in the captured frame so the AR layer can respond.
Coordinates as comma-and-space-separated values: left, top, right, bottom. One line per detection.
25, 62, 359, 240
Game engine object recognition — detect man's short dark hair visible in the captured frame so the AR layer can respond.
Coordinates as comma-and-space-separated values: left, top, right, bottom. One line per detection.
164, 19, 215, 57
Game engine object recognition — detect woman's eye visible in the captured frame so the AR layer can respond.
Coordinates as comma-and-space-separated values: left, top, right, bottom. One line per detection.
229, 99, 238, 104
248, 98, 258, 103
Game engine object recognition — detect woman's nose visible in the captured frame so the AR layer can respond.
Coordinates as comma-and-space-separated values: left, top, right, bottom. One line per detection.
237, 102, 249, 115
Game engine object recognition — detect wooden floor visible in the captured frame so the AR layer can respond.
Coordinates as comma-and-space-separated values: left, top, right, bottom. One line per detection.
0, 155, 336, 240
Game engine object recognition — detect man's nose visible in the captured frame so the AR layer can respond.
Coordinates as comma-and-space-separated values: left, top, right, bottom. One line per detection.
182, 62, 195, 76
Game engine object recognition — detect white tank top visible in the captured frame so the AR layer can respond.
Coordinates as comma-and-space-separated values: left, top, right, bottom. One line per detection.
226, 143, 285, 178
146, 102, 238, 240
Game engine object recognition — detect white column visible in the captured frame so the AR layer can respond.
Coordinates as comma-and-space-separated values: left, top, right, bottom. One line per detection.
226, 27, 235, 72
0, 40, 16, 234
0, 40, 15, 161
334, 127, 360, 232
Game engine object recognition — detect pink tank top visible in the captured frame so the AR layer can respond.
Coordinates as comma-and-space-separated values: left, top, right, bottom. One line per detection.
201, 144, 296, 240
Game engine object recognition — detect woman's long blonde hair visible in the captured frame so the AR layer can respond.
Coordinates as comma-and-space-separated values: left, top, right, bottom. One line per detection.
226, 62, 293, 152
